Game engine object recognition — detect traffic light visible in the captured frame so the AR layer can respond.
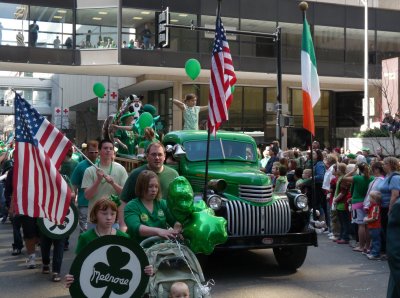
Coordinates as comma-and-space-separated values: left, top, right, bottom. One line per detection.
156, 7, 170, 48
279, 114, 294, 127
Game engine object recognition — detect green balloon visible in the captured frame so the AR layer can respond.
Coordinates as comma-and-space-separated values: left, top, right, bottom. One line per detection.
134, 112, 154, 135
167, 177, 194, 223
231, 85, 235, 93
183, 211, 227, 255
93, 82, 105, 98
185, 59, 201, 80
192, 200, 215, 215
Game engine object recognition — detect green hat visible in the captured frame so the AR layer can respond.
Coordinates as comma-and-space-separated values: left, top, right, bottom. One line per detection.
120, 112, 135, 122
347, 153, 357, 159
361, 147, 370, 152
142, 104, 157, 116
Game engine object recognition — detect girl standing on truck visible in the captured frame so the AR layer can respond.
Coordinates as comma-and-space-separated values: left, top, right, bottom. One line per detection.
172, 94, 208, 130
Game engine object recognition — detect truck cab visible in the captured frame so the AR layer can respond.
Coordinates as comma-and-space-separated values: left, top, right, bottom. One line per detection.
163, 130, 317, 271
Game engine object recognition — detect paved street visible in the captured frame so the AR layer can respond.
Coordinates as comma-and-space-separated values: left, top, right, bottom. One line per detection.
0, 220, 390, 298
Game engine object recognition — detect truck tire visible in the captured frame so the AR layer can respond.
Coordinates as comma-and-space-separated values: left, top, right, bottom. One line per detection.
273, 246, 308, 271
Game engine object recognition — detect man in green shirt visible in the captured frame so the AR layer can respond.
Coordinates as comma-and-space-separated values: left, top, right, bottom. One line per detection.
118, 142, 178, 232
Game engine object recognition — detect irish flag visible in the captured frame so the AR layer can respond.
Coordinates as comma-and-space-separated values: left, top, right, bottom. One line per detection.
301, 16, 320, 136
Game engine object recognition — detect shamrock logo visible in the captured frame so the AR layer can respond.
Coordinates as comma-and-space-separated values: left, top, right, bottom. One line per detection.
49, 208, 70, 231
90, 246, 133, 297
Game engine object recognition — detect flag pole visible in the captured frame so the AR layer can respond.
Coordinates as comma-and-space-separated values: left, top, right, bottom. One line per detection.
300, 1, 317, 220
203, 0, 222, 201
72, 145, 99, 169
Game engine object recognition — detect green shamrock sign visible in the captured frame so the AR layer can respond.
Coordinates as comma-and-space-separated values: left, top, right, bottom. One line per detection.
69, 235, 149, 298
91, 246, 133, 297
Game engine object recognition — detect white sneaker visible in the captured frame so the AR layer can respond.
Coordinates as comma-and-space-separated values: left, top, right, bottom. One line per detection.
26, 255, 36, 269
327, 232, 333, 237
329, 235, 338, 241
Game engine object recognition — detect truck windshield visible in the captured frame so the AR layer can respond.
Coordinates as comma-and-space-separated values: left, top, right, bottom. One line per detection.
183, 139, 256, 162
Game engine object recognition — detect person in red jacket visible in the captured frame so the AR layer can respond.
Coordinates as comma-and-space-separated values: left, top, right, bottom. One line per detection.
363, 190, 382, 260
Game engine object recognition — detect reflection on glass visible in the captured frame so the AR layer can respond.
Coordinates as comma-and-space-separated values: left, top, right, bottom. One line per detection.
240, 18, 276, 57
314, 25, 344, 62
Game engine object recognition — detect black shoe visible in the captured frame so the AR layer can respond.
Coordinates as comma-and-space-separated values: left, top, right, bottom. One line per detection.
64, 245, 69, 251
12, 248, 21, 256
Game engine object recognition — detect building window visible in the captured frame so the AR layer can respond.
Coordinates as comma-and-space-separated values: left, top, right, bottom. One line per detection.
240, 18, 276, 58
314, 25, 344, 63
279, 22, 302, 60
76, 7, 118, 49
122, 8, 155, 50
376, 30, 400, 64
345, 28, 375, 64
200, 15, 239, 55
0, 4, 73, 48
182, 84, 267, 132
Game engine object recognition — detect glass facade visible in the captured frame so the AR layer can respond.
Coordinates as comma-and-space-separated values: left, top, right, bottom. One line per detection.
182, 84, 274, 133
0, 87, 51, 108
76, 7, 117, 49
307, 0, 400, 10
0, 0, 399, 65
0, 3, 73, 48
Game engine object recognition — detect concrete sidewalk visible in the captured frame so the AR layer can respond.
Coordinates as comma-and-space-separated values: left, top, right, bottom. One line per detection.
0, 219, 79, 298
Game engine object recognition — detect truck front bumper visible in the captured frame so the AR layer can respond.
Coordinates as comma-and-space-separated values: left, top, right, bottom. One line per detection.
215, 231, 318, 251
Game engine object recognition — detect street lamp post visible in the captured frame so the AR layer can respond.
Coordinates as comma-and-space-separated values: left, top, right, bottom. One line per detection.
39, 77, 64, 130
361, 0, 369, 128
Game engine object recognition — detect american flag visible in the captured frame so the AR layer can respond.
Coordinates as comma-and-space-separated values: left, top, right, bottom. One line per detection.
13, 94, 72, 224
208, 15, 237, 134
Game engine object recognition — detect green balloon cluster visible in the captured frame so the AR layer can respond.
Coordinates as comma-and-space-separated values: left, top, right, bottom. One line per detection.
168, 177, 227, 255
93, 82, 105, 98
185, 59, 201, 80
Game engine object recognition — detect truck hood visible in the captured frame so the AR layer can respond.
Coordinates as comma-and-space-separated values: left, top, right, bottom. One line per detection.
185, 162, 270, 186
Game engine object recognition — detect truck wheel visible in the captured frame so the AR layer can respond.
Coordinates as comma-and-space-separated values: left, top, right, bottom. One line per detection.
273, 246, 307, 271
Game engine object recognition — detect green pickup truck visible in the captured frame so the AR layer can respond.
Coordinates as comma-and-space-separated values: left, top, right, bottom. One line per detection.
163, 130, 317, 271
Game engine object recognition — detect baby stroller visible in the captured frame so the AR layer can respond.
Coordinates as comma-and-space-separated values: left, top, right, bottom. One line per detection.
140, 236, 212, 298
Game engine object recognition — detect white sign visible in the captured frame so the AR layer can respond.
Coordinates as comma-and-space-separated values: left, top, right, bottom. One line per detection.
54, 107, 70, 129
97, 94, 118, 121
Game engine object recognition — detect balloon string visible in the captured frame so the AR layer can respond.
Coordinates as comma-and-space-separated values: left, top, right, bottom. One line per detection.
173, 239, 214, 296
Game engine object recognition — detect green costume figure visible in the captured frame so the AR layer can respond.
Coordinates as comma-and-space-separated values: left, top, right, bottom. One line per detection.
114, 112, 136, 156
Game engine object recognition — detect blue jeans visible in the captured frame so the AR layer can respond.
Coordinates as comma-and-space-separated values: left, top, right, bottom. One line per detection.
337, 210, 351, 241
40, 234, 66, 273
369, 227, 381, 257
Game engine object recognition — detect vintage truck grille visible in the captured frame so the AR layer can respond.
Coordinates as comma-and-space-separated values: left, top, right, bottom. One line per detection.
239, 184, 273, 203
226, 199, 291, 236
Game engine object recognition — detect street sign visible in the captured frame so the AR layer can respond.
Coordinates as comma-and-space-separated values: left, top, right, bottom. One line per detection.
156, 7, 170, 48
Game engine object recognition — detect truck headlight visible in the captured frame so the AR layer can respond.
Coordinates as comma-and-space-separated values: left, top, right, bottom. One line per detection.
207, 195, 222, 210
294, 194, 308, 209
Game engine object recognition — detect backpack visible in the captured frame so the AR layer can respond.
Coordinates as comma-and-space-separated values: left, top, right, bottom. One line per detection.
144, 241, 211, 298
